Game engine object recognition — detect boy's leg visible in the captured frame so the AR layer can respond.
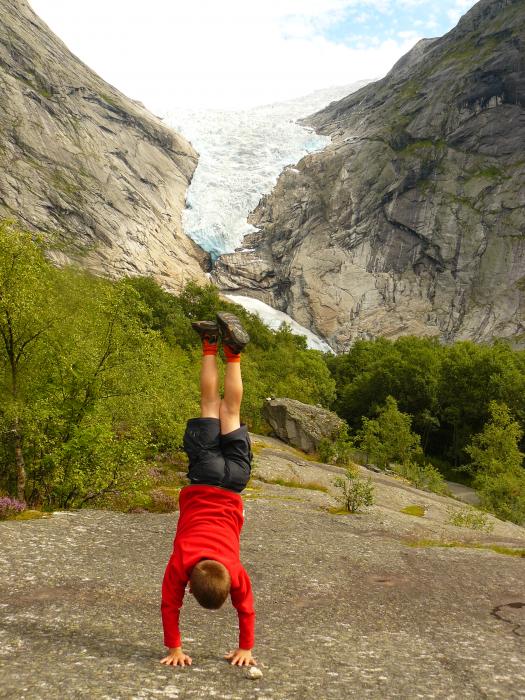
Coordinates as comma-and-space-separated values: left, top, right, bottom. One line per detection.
200, 355, 221, 419
220, 361, 242, 434
216, 313, 252, 493
192, 320, 221, 418
219, 360, 252, 492
184, 321, 225, 487
216, 312, 249, 435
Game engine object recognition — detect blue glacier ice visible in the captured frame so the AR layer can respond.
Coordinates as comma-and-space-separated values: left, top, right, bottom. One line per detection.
166, 81, 368, 259
164, 81, 368, 350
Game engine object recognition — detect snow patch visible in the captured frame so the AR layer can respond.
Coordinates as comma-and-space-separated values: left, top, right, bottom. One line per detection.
225, 294, 333, 353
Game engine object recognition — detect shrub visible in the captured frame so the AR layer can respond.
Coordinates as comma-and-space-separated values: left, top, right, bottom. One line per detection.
393, 461, 449, 495
474, 471, 525, 525
356, 396, 423, 469
149, 489, 179, 513
0, 497, 26, 519
333, 469, 375, 513
447, 507, 494, 532
318, 426, 354, 466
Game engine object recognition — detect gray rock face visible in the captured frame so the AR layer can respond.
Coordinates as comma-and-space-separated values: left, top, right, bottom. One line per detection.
2, 440, 525, 699
0, 0, 210, 290
262, 397, 344, 452
213, 0, 525, 351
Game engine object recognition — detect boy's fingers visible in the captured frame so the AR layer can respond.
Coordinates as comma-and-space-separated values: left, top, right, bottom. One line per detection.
160, 654, 192, 666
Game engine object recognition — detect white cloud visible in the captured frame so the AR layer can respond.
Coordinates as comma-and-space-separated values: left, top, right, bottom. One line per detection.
29, 0, 423, 111
447, 0, 477, 25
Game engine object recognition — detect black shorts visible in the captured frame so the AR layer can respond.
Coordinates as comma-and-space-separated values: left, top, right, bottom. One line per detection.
183, 418, 253, 493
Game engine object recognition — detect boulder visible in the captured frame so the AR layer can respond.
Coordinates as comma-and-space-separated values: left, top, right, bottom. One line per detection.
262, 398, 344, 453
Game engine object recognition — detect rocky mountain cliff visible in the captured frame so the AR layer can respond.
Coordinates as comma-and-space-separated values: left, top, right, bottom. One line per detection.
213, 0, 525, 352
0, 0, 209, 290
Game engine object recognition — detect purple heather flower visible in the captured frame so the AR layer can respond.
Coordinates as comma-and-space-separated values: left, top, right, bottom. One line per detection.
0, 497, 26, 519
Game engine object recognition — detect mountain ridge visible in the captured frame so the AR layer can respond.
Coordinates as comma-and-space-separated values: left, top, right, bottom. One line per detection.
213, 0, 525, 352
0, 0, 209, 290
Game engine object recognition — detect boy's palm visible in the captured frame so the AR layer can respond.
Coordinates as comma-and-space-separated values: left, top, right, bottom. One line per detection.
160, 647, 192, 666
224, 648, 256, 666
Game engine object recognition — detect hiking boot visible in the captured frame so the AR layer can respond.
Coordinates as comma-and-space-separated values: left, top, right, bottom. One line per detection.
191, 320, 219, 344
216, 312, 250, 354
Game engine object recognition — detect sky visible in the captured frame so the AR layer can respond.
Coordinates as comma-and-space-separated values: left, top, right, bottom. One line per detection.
29, 0, 477, 113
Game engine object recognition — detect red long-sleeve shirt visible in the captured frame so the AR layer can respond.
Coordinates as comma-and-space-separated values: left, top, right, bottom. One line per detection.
161, 485, 255, 650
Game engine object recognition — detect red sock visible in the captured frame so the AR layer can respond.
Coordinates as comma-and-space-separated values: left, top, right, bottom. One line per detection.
202, 338, 218, 356
223, 344, 241, 363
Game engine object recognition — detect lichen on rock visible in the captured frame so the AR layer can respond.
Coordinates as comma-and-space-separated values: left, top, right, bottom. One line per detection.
263, 397, 345, 453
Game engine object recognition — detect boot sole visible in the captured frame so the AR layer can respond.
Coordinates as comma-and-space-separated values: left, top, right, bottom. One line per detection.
216, 312, 250, 352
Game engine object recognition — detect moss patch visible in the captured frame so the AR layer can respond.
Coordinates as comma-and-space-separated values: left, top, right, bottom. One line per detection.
51, 170, 81, 198
407, 539, 525, 558
100, 93, 121, 110
251, 441, 270, 455
327, 506, 357, 515
255, 475, 328, 493
11, 510, 50, 521
401, 505, 426, 517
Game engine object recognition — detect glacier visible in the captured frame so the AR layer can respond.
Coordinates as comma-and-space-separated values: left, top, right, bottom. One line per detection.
225, 294, 333, 353
165, 81, 368, 350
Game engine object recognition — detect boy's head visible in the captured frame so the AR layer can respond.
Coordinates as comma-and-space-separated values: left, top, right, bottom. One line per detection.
190, 559, 231, 609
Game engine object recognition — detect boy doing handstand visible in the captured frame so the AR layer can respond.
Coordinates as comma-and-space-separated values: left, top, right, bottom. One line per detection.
160, 313, 256, 667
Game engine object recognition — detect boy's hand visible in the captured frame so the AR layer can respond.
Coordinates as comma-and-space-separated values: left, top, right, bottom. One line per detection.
160, 647, 192, 666
224, 648, 256, 666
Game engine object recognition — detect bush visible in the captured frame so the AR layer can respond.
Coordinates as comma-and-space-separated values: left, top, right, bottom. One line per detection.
318, 426, 354, 466
333, 469, 374, 513
356, 396, 423, 469
447, 507, 494, 532
0, 224, 337, 508
392, 461, 449, 495
0, 497, 26, 519
149, 489, 179, 513
474, 471, 525, 525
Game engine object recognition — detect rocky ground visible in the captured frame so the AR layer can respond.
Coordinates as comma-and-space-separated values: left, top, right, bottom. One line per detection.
1, 435, 524, 699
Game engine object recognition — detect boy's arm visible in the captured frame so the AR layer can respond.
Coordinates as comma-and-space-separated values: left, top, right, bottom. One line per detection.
228, 566, 256, 665
160, 558, 187, 650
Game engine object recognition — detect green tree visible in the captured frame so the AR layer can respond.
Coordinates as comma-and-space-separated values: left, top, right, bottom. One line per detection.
465, 402, 525, 524
0, 222, 61, 500
124, 276, 195, 348
356, 396, 422, 469
36, 274, 167, 507
437, 341, 525, 465
333, 469, 375, 513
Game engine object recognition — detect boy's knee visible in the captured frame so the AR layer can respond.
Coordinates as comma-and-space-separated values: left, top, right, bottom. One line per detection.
201, 398, 221, 419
